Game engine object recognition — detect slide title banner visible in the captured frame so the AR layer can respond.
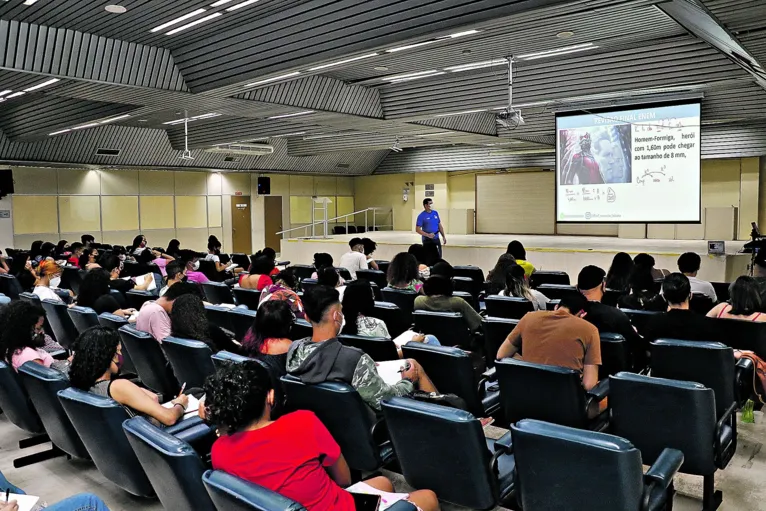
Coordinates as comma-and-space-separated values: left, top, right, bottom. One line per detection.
556, 102, 701, 223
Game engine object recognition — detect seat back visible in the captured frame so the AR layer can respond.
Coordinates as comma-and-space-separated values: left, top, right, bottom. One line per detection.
299, 278, 318, 294
289, 319, 313, 341
232, 288, 261, 309
651, 339, 735, 419
602, 288, 626, 307
413, 310, 471, 348
338, 334, 398, 362
57, 387, 154, 497
380, 397, 498, 509
229, 307, 257, 341
97, 313, 137, 374
162, 337, 215, 389
496, 358, 587, 427
690, 293, 715, 315
201, 282, 235, 305
711, 282, 730, 303
281, 375, 381, 472
535, 284, 577, 301
123, 417, 215, 511
17, 363, 89, 459
126, 290, 155, 310
355, 269, 387, 290
621, 309, 661, 337
482, 317, 519, 366
0, 361, 43, 434
381, 288, 418, 316
485, 295, 534, 319
453, 266, 485, 296
402, 343, 484, 416
122, 260, 143, 277
511, 419, 644, 511
530, 271, 570, 288
211, 350, 256, 371
0, 274, 24, 299
609, 372, 717, 475
61, 266, 84, 294
40, 298, 78, 349
230, 253, 250, 269
197, 259, 220, 282
599, 333, 629, 380
375, 260, 390, 276
286, 264, 314, 283
335, 267, 352, 281
67, 305, 100, 335
202, 470, 307, 511
373, 301, 409, 338
205, 305, 234, 332
453, 290, 480, 313
118, 325, 179, 397
453, 276, 477, 299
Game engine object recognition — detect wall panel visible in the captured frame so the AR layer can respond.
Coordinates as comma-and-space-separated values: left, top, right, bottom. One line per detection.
13, 195, 57, 234
139, 171, 175, 195
57, 170, 100, 195
174, 171, 206, 195
139, 196, 175, 230
101, 196, 139, 231
476, 172, 555, 234
59, 196, 100, 233
13, 167, 57, 195
101, 170, 139, 195
208, 196, 222, 228
176, 196, 207, 229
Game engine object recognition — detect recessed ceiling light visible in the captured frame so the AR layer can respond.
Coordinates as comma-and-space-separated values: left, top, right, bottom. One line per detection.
309, 53, 379, 71
267, 110, 314, 120
165, 12, 222, 35
22, 0, 39, 5
245, 72, 301, 87
462, 49, 472, 55
104, 5, 127, 14
556, 31, 575, 39
225, 0, 259, 11
444, 59, 508, 72
138, 119, 148, 122
23, 78, 60, 92
389, 72, 444, 83
383, 70, 440, 81
374, 66, 389, 71
150, 9, 206, 33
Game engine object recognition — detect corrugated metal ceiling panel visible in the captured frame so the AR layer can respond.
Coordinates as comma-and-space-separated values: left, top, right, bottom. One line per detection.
375, 144, 555, 173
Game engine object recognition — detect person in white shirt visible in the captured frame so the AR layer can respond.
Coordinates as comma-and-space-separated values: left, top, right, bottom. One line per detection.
338, 238, 374, 279
678, 252, 717, 301
498, 263, 549, 310
34, 260, 71, 303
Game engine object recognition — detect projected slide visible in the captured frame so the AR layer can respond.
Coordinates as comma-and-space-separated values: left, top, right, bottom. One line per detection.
556, 102, 701, 223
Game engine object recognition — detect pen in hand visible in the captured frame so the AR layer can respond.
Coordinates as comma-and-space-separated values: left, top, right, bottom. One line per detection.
178, 382, 186, 397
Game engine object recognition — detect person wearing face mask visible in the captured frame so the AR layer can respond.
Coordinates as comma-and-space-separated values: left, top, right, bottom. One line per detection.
103, 255, 154, 297
130, 234, 148, 256
0, 301, 68, 372
185, 256, 210, 284
34, 260, 74, 303
136, 282, 203, 343
286, 285, 437, 411
68, 327, 189, 427
159, 260, 187, 297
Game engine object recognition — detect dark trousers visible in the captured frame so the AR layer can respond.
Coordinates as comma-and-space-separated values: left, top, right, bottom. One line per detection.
423, 236, 442, 258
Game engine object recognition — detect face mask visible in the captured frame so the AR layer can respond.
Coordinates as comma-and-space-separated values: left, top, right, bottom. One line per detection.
114, 353, 124, 371
192, 261, 200, 271
118, 254, 126, 261
334, 311, 346, 335
50, 276, 61, 288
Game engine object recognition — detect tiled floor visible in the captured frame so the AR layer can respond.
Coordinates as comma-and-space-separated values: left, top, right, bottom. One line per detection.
1, 412, 764, 510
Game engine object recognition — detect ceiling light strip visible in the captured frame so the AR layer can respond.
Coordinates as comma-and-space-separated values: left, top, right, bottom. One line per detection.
226, 0, 259, 11
209, 0, 235, 5
516, 43, 594, 59
519, 46, 598, 60
166, 12, 223, 35
99, 114, 131, 124
245, 72, 301, 87
309, 53, 379, 71
267, 110, 314, 119
24, 78, 60, 91
386, 40, 437, 53
0, 90, 12, 97
48, 129, 71, 136
389, 72, 444, 83
383, 70, 440, 81
150, 8, 207, 33
5, 91, 26, 99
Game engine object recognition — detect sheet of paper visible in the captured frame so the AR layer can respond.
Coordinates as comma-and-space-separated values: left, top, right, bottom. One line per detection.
4, 494, 39, 511
392, 329, 418, 347
134, 274, 157, 292
163, 394, 202, 417
345, 483, 408, 511
375, 360, 406, 386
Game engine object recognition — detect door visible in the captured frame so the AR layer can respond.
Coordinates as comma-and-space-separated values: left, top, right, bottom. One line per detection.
264, 196, 283, 252
230, 196, 252, 254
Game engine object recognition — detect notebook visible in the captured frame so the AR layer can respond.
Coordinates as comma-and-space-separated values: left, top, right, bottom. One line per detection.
3, 494, 39, 511
163, 394, 202, 419
345, 482, 408, 510
375, 360, 407, 386
392, 329, 418, 347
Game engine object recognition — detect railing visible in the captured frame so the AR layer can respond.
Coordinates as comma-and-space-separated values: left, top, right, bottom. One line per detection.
276, 207, 393, 239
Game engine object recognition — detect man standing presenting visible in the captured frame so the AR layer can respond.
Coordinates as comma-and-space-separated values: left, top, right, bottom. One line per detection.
416, 198, 446, 258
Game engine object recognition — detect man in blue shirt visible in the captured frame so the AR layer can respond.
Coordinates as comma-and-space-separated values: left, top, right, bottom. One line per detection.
415, 198, 446, 257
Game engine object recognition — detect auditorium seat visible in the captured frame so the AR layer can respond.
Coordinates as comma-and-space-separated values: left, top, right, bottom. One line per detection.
375, 260, 390, 276
546, 299, 560, 311
0, 274, 24, 299
413, 310, 472, 348
496, 358, 609, 430
484, 295, 534, 319
126, 289, 155, 310
530, 271, 570, 288
67, 305, 100, 335
97, 313, 137, 374
118, 325, 179, 399
602, 288, 627, 307
205, 305, 235, 332
535, 284, 578, 301
511, 419, 682, 511
230, 253, 250, 269
381, 288, 418, 318
198, 260, 221, 282
373, 301, 410, 339
123, 417, 216, 511
610, 372, 735, 511
41, 299, 78, 349
453, 276, 477, 298
453, 266, 486, 297
338, 334, 398, 362
287, 264, 314, 282
229, 307, 257, 341
335, 267, 353, 281
232, 288, 261, 309
599, 333, 629, 380
57, 387, 155, 497
711, 282, 730, 303
333, 226, 347, 235
402, 342, 500, 417
355, 269, 387, 290
299, 278, 318, 294
368, 281, 382, 301
17, 362, 90, 460
281, 375, 393, 472
201, 282, 235, 305
211, 350, 254, 371
162, 337, 215, 390
122, 260, 143, 278
453, 290, 480, 313
482, 317, 518, 367
289, 319, 313, 341
690, 293, 716, 315
19, 292, 55, 338
621, 309, 660, 338
380, 397, 515, 509
202, 470, 309, 511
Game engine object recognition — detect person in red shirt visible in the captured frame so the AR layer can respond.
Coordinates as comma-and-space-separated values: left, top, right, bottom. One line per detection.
205, 361, 439, 511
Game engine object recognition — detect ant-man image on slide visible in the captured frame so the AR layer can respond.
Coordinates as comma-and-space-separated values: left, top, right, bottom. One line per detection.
561, 132, 605, 185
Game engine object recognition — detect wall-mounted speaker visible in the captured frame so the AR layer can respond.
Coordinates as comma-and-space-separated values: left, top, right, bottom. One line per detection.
0, 169, 14, 197
257, 176, 271, 195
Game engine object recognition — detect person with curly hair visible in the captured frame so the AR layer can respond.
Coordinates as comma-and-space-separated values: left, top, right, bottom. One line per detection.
68, 326, 188, 427
169, 294, 240, 354
76, 269, 135, 317
386, 252, 423, 293
0, 301, 67, 372
206, 361, 440, 511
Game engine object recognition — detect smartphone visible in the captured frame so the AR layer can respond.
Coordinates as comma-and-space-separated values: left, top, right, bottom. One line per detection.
350, 492, 381, 511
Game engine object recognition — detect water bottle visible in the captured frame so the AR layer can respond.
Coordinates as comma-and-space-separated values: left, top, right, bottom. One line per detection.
742, 399, 755, 424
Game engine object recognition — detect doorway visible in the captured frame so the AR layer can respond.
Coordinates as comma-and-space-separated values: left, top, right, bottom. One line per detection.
230, 196, 252, 254
264, 196, 283, 253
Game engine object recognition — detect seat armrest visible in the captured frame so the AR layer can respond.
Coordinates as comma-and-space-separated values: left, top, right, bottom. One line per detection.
166, 415, 203, 435
49, 349, 69, 360
477, 367, 498, 398
714, 401, 737, 465
493, 431, 513, 454
644, 448, 683, 490
371, 418, 390, 446
586, 379, 609, 401
387, 502, 417, 511
483, 366, 497, 382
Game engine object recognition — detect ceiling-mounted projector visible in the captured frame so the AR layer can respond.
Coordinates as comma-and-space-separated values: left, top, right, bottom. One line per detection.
205, 143, 274, 156
496, 108, 524, 129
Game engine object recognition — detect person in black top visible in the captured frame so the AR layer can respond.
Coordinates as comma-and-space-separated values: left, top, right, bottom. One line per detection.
169, 294, 241, 354
605, 252, 633, 292
77, 269, 134, 317
643, 273, 717, 343
617, 267, 667, 312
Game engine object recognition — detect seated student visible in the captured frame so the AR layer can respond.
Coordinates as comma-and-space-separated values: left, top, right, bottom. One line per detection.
165, 239, 182, 260
258, 269, 305, 319
362, 238, 379, 270
487, 253, 516, 296
77, 269, 135, 317
0, 493, 110, 511
206, 362, 440, 511
617, 268, 667, 312
54, 239, 69, 260
81, 234, 95, 248
37, 242, 56, 264
634, 252, 668, 280
159, 260, 187, 297
643, 273, 715, 343
317, 266, 347, 301
184, 255, 210, 284
67, 242, 84, 267
205, 239, 242, 275
239, 254, 274, 291
287, 286, 437, 411
78, 247, 101, 270
9, 252, 37, 292
678, 251, 717, 301
499, 263, 549, 310
407, 244, 431, 280
129, 234, 148, 256
34, 260, 72, 303
170, 294, 241, 354
708, 276, 766, 322
338, 238, 376, 279
103, 255, 154, 296
242, 300, 294, 375
506, 240, 534, 277
312, 252, 334, 278
498, 291, 601, 390
0, 301, 68, 372
605, 252, 634, 292
261, 247, 281, 276
136, 246, 174, 277
414, 275, 483, 332
136, 282, 202, 343
386, 252, 423, 292
69, 327, 188, 427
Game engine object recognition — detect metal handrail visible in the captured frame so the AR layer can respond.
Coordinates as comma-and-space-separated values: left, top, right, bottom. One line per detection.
276, 207, 392, 239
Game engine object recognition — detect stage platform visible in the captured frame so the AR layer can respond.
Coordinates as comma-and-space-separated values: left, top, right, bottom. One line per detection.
280, 232, 750, 283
